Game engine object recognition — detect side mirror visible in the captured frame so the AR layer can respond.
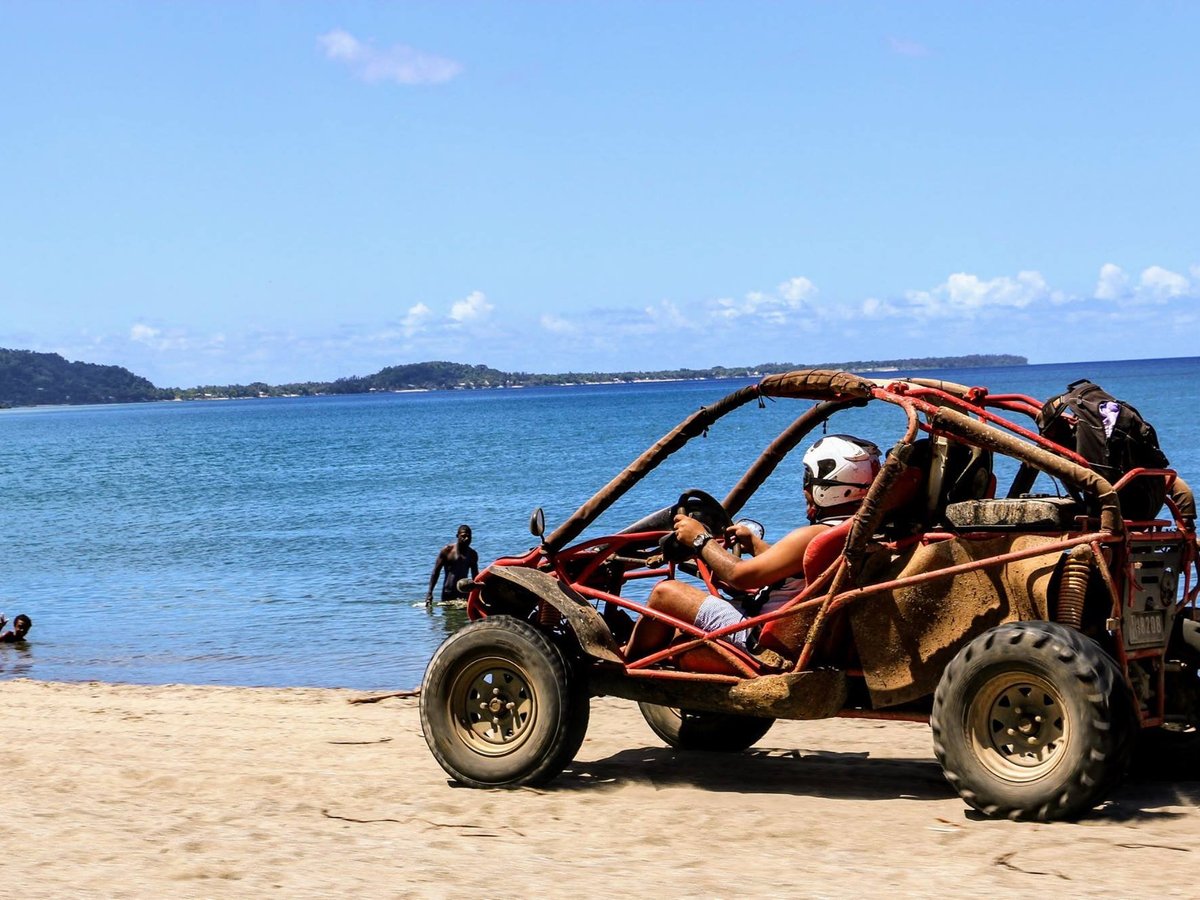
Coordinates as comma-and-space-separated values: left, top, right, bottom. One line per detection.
529, 507, 546, 538
734, 518, 765, 541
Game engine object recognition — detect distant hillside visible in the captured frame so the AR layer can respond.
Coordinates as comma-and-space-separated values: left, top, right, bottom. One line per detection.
329, 355, 1029, 392
0, 348, 163, 407
165, 355, 1026, 400
0, 348, 1027, 408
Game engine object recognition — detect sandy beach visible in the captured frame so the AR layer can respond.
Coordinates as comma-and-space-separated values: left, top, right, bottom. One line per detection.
2, 679, 1197, 898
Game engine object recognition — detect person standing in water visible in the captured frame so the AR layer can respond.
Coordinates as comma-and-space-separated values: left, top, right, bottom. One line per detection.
0, 614, 32, 643
426, 525, 479, 607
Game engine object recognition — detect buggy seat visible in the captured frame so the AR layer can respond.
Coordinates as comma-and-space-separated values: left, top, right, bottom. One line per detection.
752, 455, 931, 658
754, 518, 855, 657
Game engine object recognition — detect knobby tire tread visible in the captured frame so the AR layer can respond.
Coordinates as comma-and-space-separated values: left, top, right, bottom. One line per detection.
420, 615, 587, 789
931, 621, 1133, 821
638, 702, 775, 752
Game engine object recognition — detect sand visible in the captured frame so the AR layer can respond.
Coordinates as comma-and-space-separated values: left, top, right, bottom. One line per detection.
1, 678, 1196, 898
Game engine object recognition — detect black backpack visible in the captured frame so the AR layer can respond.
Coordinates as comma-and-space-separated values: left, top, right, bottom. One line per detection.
1036, 379, 1170, 521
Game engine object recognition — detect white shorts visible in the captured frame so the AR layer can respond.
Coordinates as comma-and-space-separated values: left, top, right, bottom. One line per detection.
694, 597, 753, 648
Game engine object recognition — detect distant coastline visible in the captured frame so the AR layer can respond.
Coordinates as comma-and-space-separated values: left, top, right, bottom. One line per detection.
0, 348, 1026, 409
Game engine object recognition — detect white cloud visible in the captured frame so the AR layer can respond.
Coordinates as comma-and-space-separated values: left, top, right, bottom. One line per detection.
711, 275, 819, 324
402, 303, 433, 337
37, 261, 1200, 388
540, 314, 578, 335
1139, 265, 1190, 300
1094, 263, 1129, 300
905, 271, 1059, 317
449, 290, 493, 323
778, 276, 818, 303
318, 29, 463, 85
712, 292, 759, 321
318, 29, 359, 61
1093, 263, 1193, 305
643, 298, 694, 330
862, 296, 898, 318
130, 323, 160, 344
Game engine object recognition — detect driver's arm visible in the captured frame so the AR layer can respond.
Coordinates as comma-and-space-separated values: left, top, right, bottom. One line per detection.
673, 514, 826, 592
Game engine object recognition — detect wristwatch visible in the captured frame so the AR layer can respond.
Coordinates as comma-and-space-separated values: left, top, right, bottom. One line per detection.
691, 531, 713, 553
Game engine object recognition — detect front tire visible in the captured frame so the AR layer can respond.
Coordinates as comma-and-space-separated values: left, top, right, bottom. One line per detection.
421, 616, 589, 788
932, 621, 1134, 821
639, 702, 774, 752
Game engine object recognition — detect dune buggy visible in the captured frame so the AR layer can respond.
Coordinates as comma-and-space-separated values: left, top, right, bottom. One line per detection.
420, 370, 1200, 820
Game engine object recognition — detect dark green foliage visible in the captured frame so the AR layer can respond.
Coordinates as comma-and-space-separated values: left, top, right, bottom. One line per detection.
0, 348, 166, 407
0, 347, 1027, 408
371, 361, 512, 390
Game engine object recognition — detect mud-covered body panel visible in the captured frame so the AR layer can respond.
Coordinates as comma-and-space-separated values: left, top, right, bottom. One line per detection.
850, 535, 1060, 707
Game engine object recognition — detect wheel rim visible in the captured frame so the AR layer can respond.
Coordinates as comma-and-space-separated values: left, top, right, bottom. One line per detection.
447, 655, 538, 757
967, 670, 1069, 783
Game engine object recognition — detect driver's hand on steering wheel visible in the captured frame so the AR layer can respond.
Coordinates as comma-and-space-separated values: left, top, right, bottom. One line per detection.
672, 513, 710, 547
724, 523, 757, 556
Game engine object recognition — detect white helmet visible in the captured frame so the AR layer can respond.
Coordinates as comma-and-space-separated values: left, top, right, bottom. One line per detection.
802, 434, 882, 508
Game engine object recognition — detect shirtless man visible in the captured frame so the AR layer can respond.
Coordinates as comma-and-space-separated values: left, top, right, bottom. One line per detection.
0, 614, 32, 643
426, 525, 480, 607
625, 435, 881, 660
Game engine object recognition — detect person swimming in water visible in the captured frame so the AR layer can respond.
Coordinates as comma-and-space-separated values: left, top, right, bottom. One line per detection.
426, 525, 479, 607
0, 614, 32, 643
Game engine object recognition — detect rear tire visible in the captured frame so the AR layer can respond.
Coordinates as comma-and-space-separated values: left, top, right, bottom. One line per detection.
932, 621, 1134, 821
421, 616, 589, 788
638, 702, 774, 752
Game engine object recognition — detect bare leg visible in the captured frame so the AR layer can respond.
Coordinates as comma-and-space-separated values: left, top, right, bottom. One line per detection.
624, 580, 711, 661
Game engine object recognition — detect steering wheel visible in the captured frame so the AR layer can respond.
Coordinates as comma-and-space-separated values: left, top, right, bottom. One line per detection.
658, 488, 733, 563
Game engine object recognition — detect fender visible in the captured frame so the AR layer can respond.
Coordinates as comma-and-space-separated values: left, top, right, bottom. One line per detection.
485, 567, 624, 663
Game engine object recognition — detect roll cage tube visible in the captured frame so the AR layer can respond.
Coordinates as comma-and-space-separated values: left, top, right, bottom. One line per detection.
861, 383, 1124, 532
722, 399, 862, 518
542, 370, 876, 554
888, 381, 1092, 469
929, 406, 1123, 534
542, 368, 1123, 556
530, 377, 1158, 683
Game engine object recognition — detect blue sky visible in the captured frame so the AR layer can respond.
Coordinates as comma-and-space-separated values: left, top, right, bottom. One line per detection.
2, 2, 1198, 387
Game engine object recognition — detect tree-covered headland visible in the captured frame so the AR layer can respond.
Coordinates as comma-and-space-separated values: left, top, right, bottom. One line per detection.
0, 348, 162, 407
0, 348, 1026, 408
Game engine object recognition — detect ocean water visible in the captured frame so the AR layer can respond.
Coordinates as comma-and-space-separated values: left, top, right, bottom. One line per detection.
2, 356, 1198, 690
